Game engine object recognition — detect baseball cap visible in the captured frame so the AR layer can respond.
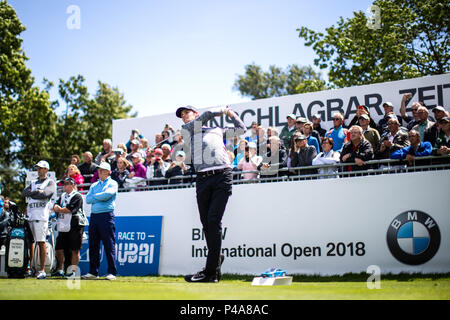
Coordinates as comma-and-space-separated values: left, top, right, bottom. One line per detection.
176, 105, 198, 118
387, 114, 399, 121
98, 162, 111, 172
359, 114, 370, 120
295, 117, 307, 123
432, 106, 446, 113
383, 102, 394, 108
63, 177, 76, 185
286, 114, 296, 120
358, 105, 369, 112
312, 113, 322, 119
35, 160, 50, 170
153, 148, 163, 155
295, 134, 307, 141
175, 150, 186, 157
130, 139, 140, 145
247, 142, 257, 149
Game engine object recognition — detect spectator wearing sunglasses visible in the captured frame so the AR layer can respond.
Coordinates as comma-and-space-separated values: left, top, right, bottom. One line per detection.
340, 125, 374, 172
325, 112, 348, 152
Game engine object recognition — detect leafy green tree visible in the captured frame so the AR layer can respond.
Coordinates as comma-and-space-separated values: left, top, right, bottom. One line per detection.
297, 0, 449, 88
0, 2, 137, 203
0, 1, 56, 203
46, 76, 136, 178
233, 63, 326, 100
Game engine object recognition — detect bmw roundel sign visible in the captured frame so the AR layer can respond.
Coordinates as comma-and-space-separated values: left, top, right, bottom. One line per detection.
387, 210, 441, 265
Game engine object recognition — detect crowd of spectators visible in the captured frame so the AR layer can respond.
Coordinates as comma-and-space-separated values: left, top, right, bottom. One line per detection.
57, 95, 449, 191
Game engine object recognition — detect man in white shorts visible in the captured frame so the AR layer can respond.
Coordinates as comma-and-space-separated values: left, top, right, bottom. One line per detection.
22, 160, 56, 279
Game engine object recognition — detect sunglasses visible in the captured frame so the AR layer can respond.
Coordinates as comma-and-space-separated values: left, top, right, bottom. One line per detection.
333, 118, 341, 121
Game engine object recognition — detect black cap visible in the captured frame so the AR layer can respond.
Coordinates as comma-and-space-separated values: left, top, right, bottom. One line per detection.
295, 134, 307, 141
176, 105, 198, 118
64, 177, 76, 185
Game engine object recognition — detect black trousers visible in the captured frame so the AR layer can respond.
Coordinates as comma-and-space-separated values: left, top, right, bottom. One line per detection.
195, 169, 232, 275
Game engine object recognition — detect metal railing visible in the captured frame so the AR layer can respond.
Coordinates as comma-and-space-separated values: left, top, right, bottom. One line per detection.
56, 155, 450, 196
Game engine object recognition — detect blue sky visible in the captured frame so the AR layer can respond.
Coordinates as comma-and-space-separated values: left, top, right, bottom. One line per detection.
10, 0, 375, 117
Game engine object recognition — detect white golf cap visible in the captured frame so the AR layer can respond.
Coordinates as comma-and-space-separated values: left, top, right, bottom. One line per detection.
98, 162, 111, 172
35, 160, 50, 170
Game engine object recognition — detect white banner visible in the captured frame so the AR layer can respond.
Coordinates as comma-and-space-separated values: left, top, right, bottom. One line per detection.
105, 169, 450, 275
113, 73, 450, 146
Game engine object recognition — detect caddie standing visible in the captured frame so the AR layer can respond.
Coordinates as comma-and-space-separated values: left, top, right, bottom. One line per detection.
22, 160, 56, 279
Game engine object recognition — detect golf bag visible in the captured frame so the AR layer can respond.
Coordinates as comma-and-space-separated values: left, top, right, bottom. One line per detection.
31, 216, 57, 274
5, 202, 29, 278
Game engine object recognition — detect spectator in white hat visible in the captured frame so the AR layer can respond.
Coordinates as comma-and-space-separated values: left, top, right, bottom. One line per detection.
424, 106, 448, 146
378, 102, 404, 135
83, 161, 118, 280
165, 150, 193, 184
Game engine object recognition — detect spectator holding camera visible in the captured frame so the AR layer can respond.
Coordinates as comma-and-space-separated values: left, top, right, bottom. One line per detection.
161, 144, 173, 164
258, 136, 288, 177
126, 129, 144, 153
126, 139, 141, 162
433, 116, 450, 160
237, 142, 262, 180
346, 106, 379, 133
290, 134, 317, 175
165, 150, 193, 184
376, 116, 409, 160
146, 148, 169, 184
424, 106, 448, 146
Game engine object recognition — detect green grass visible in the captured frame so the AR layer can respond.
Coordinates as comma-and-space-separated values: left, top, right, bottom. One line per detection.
0, 273, 449, 300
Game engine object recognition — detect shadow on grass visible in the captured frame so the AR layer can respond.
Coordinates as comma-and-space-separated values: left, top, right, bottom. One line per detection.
220, 272, 450, 283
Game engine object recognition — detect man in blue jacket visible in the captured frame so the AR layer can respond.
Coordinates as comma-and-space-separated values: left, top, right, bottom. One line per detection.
82, 162, 118, 280
391, 129, 432, 166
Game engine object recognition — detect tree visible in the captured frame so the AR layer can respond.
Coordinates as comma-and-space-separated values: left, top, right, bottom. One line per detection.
0, 1, 56, 203
297, 0, 449, 88
233, 63, 326, 100
46, 76, 136, 178
0, 2, 137, 203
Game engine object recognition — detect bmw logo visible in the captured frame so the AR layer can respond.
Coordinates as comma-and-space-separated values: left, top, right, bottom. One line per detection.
387, 210, 440, 265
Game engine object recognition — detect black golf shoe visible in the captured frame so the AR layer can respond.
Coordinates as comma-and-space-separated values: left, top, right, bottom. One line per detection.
184, 270, 218, 283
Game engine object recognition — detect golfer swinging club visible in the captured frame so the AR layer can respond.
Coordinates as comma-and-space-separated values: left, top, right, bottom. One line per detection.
176, 105, 246, 282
